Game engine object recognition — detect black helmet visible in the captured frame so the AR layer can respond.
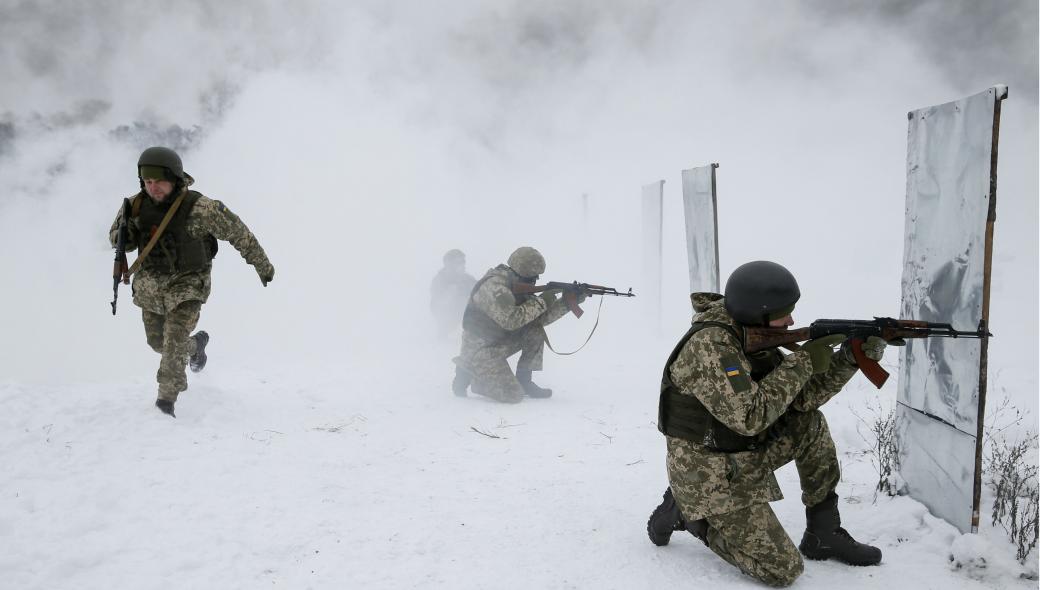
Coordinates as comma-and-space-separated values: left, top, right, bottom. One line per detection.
724, 261, 800, 326
137, 146, 185, 181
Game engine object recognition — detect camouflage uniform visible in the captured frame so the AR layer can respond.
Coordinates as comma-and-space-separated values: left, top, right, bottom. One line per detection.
109, 174, 273, 405
430, 265, 476, 336
453, 265, 572, 403
663, 293, 858, 586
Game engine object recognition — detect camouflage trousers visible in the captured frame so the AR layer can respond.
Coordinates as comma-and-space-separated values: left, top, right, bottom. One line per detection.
455, 324, 545, 403
142, 301, 201, 402
685, 410, 840, 587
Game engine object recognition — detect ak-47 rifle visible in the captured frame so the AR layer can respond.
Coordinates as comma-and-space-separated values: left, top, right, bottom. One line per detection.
110, 198, 132, 315
743, 317, 992, 388
512, 281, 635, 318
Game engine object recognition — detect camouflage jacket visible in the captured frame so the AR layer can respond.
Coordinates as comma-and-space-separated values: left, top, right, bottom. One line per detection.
108, 183, 273, 314
462, 266, 571, 342
666, 293, 859, 519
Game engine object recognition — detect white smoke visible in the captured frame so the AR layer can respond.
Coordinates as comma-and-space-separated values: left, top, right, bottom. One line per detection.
0, 1, 1035, 424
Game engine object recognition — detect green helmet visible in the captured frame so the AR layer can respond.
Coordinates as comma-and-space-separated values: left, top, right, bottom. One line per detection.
724, 261, 800, 326
137, 146, 185, 181
507, 246, 546, 278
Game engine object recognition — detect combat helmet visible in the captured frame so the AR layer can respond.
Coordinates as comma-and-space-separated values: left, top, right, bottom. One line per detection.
137, 146, 185, 181
507, 246, 546, 279
724, 261, 800, 325
443, 249, 466, 265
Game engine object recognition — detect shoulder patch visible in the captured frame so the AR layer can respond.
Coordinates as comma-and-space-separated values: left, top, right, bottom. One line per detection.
213, 200, 231, 215
719, 353, 752, 393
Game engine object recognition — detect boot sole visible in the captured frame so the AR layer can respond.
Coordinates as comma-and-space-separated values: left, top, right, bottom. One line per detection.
647, 515, 673, 546
190, 331, 209, 373
799, 543, 882, 566
647, 496, 679, 546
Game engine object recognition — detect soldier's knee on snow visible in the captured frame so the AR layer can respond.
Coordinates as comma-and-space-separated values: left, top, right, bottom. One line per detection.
760, 557, 803, 588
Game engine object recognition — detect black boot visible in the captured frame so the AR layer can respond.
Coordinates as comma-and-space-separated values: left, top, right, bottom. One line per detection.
516, 367, 552, 398
452, 366, 471, 397
648, 487, 705, 546
189, 331, 209, 373
155, 399, 176, 418
799, 492, 882, 566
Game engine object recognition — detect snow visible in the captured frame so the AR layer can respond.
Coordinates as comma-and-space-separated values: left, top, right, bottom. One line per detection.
1, 339, 1035, 589
1, 2, 1037, 588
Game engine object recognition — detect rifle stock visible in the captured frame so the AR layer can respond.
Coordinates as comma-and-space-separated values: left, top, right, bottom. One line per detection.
110, 198, 132, 315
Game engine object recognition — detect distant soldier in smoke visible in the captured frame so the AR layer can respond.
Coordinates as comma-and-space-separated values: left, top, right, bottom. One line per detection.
430, 249, 476, 337
109, 147, 274, 417
647, 261, 885, 586
451, 246, 583, 402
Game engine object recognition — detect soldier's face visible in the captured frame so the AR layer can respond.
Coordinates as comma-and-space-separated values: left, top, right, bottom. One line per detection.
768, 314, 794, 328
143, 178, 175, 202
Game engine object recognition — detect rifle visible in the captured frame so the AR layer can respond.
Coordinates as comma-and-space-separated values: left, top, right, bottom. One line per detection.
512, 281, 635, 318
743, 317, 992, 388
110, 198, 132, 315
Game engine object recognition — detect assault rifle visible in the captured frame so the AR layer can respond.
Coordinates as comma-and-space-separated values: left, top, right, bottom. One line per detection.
743, 317, 992, 388
110, 198, 132, 315
513, 281, 635, 318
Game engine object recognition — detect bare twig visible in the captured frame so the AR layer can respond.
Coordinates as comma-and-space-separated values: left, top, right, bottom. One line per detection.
471, 427, 505, 439
311, 414, 367, 433
626, 459, 644, 466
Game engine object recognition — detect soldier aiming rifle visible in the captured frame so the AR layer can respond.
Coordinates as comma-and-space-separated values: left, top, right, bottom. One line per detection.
451, 246, 633, 403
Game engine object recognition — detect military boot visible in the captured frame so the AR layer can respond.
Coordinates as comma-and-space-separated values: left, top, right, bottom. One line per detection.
516, 367, 552, 398
647, 487, 686, 546
155, 399, 176, 418
799, 492, 882, 566
189, 331, 209, 373
452, 366, 471, 397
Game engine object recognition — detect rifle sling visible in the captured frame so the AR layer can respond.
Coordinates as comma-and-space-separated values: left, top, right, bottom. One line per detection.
543, 296, 604, 356
126, 191, 187, 278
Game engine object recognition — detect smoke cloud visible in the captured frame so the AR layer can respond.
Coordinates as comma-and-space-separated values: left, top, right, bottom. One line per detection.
0, 1, 1035, 419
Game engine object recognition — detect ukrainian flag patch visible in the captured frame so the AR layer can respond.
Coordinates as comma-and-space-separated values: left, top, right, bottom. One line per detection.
719, 353, 752, 393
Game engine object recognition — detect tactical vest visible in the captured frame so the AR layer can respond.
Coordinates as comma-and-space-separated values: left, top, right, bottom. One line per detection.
462, 266, 525, 342
132, 190, 217, 274
657, 321, 784, 452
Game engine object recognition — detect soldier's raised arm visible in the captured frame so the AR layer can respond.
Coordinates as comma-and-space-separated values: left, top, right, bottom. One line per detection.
472, 278, 547, 331
670, 327, 814, 436
539, 291, 579, 326
790, 348, 859, 411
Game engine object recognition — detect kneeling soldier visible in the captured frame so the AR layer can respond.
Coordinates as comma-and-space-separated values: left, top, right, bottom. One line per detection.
647, 260, 885, 586
452, 246, 583, 403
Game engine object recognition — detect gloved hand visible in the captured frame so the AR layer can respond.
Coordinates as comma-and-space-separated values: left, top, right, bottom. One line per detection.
257, 262, 275, 287
842, 335, 888, 365
576, 289, 588, 304
802, 334, 846, 374
540, 291, 559, 307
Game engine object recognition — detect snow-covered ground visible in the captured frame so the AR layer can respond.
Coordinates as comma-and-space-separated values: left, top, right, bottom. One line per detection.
2, 334, 1034, 589
1, 2, 1036, 589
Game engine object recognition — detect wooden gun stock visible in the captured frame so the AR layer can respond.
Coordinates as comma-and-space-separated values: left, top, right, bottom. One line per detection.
847, 337, 888, 388
563, 291, 582, 318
